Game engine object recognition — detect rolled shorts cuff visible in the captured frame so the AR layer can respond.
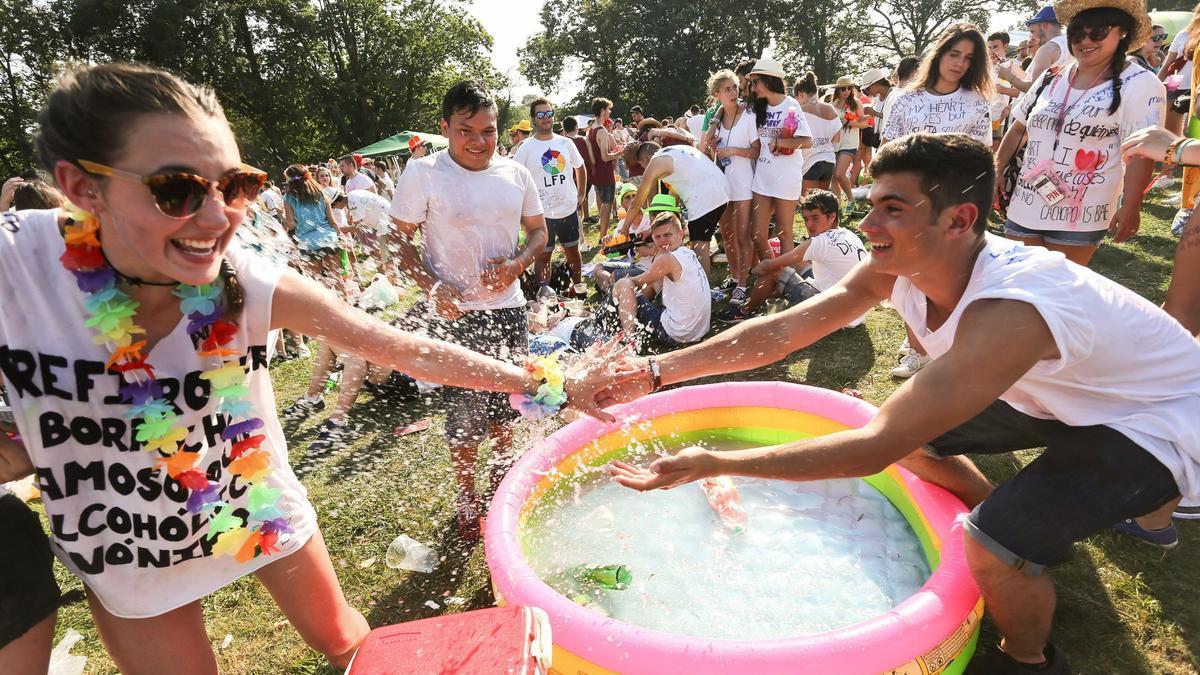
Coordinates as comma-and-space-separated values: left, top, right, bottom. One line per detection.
964, 510, 1047, 577
1003, 219, 1106, 246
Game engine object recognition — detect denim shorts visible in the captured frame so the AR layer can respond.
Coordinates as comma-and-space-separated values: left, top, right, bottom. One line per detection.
544, 213, 581, 251
925, 400, 1180, 575
1003, 219, 1107, 246
635, 296, 684, 348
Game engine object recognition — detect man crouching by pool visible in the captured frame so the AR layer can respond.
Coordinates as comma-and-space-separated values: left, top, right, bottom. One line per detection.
601, 133, 1200, 674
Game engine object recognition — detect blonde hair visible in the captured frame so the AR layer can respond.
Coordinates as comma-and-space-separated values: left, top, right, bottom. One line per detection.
651, 212, 682, 229
707, 68, 737, 94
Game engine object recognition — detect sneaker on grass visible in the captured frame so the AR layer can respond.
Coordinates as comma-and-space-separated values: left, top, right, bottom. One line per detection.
283, 394, 325, 418
890, 352, 932, 379
1111, 519, 1179, 549
965, 642, 1070, 674
305, 419, 351, 457
717, 304, 752, 324
730, 287, 748, 306
897, 336, 912, 356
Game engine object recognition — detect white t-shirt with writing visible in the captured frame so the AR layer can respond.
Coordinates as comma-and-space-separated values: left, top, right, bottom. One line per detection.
512, 134, 585, 220
891, 234, 1200, 499
391, 152, 542, 311
654, 145, 730, 221
803, 227, 868, 327
348, 190, 392, 236
0, 209, 317, 618
803, 112, 841, 171
1009, 63, 1166, 233
881, 87, 992, 145
752, 96, 813, 200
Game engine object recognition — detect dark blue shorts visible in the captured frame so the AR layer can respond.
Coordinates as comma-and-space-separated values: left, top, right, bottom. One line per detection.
635, 296, 684, 348
544, 213, 581, 251
926, 400, 1180, 575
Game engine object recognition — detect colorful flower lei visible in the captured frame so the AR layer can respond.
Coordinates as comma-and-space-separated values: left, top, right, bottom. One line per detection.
509, 354, 568, 420
60, 205, 289, 563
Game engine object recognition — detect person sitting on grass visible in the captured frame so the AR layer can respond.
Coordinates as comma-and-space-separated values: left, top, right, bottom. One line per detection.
604, 133, 1200, 675
611, 211, 711, 350
719, 190, 867, 326
593, 191, 672, 293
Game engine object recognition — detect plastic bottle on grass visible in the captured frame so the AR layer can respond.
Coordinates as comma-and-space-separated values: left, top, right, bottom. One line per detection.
324, 370, 341, 392
385, 534, 438, 573
701, 476, 748, 533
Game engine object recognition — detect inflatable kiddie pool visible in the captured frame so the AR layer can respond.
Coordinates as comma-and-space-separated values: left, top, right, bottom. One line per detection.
485, 382, 983, 674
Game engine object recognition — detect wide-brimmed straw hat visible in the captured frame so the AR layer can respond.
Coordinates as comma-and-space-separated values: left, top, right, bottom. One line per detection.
1053, 0, 1152, 51
749, 56, 787, 79
858, 68, 889, 89
834, 76, 856, 89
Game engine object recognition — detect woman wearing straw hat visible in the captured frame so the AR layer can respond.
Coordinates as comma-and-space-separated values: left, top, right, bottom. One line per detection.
746, 57, 813, 264
881, 23, 995, 147
831, 76, 870, 211
994, 0, 1164, 266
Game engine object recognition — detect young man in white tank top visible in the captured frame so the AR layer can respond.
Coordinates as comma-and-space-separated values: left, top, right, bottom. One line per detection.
607, 134, 1200, 674
611, 212, 711, 349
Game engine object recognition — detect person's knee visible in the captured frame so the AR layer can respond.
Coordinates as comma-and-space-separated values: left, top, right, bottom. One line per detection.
308, 607, 368, 667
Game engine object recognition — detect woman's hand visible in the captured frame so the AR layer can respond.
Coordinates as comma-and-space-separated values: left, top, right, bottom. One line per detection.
1121, 126, 1179, 164
1111, 201, 1143, 242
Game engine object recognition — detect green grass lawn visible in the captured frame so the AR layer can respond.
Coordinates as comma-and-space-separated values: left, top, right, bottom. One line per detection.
43, 190, 1200, 674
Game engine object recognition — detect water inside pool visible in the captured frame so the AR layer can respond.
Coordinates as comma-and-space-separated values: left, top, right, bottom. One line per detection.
521, 435, 932, 640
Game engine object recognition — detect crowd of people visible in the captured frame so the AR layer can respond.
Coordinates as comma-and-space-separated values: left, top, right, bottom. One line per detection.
3, 0, 1200, 672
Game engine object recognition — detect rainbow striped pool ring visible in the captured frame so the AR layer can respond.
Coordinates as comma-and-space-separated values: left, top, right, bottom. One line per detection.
485, 382, 984, 674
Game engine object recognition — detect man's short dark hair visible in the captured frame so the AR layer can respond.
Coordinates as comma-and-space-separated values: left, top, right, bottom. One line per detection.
636, 140, 661, 163
895, 56, 921, 82
800, 190, 840, 224
442, 80, 496, 122
529, 96, 552, 118
735, 59, 756, 77
987, 32, 1011, 45
689, 105, 700, 115
871, 133, 994, 234
562, 116, 578, 132
630, 105, 643, 115
591, 97, 613, 116
337, 154, 355, 165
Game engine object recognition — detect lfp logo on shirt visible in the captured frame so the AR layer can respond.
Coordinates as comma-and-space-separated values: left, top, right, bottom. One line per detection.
541, 149, 566, 176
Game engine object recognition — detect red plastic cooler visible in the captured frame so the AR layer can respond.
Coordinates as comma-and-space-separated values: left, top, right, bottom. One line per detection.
345, 605, 552, 675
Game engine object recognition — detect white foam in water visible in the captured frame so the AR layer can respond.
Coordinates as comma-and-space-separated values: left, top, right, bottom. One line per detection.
523, 438, 932, 640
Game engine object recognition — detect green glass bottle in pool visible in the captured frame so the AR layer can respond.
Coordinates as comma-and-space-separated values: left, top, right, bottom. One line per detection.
572, 564, 631, 590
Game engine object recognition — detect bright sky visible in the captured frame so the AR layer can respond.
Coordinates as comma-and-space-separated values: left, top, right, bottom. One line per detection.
468, 0, 552, 98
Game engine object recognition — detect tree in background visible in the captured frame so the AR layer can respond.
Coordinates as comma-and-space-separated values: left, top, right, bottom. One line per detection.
3, 0, 501, 177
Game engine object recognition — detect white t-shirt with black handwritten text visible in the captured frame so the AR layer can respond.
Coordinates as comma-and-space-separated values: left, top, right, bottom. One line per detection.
803, 227, 868, 327
881, 87, 992, 145
1008, 63, 1166, 233
752, 96, 813, 201
0, 209, 316, 618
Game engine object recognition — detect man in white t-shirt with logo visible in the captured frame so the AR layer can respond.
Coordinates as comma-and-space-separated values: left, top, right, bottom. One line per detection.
512, 97, 587, 291
390, 80, 548, 542
607, 134, 1200, 674
339, 154, 377, 194
719, 190, 867, 326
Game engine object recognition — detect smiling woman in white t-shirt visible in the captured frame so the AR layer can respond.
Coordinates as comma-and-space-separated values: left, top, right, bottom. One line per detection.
881, 23, 995, 146
0, 63, 623, 672
747, 57, 814, 263
700, 69, 760, 302
995, 4, 1164, 266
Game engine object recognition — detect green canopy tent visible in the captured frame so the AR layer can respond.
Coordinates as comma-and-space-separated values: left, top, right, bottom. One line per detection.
353, 131, 448, 158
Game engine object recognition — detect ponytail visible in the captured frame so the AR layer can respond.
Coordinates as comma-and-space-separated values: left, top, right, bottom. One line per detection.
219, 259, 245, 323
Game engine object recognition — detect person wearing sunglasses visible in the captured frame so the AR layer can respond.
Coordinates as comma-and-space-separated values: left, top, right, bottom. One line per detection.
0, 62, 627, 673
830, 76, 869, 212
1160, 9, 1199, 135
1131, 24, 1168, 72
994, 0, 1164, 268
512, 97, 588, 291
